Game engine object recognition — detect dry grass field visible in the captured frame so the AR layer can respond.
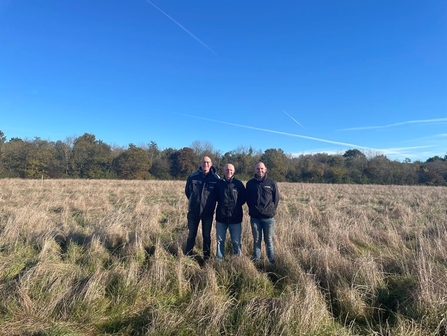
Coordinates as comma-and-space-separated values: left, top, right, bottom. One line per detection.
0, 179, 446, 335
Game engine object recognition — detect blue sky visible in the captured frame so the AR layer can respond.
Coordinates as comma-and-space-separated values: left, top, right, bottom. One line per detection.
1, 0, 446, 162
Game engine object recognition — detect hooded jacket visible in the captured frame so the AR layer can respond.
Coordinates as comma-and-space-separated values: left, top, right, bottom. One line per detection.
246, 173, 279, 219
185, 165, 219, 218
215, 176, 246, 224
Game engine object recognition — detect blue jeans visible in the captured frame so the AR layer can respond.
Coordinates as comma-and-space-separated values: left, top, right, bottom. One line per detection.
250, 217, 275, 262
216, 221, 242, 260
185, 213, 213, 259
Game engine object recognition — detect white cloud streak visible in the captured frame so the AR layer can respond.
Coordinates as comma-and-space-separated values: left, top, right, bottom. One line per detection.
176, 113, 429, 154
144, 0, 218, 57
177, 113, 360, 147
283, 110, 304, 128
339, 117, 447, 131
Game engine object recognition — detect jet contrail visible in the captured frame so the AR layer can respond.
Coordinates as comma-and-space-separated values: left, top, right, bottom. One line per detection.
283, 110, 304, 128
144, 0, 218, 57
174, 112, 434, 158
339, 117, 447, 131
176, 112, 377, 150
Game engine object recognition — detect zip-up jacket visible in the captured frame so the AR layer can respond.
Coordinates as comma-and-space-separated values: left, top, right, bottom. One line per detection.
246, 174, 279, 219
215, 176, 246, 224
185, 165, 219, 218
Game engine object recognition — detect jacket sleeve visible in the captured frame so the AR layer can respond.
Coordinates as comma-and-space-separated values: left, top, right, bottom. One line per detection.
185, 177, 191, 199
273, 181, 280, 210
240, 183, 247, 206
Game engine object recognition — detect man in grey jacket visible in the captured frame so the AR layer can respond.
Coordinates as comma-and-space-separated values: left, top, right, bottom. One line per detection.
184, 156, 219, 260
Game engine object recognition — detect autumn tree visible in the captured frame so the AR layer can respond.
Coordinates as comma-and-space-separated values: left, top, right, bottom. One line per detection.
53, 138, 74, 177
343, 149, 367, 183
70, 133, 112, 178
150, 148, 175, 179
0, 138, 27, 177
260, 148, 288, 181
113, 144, 152, 179
170, 147, 197, 179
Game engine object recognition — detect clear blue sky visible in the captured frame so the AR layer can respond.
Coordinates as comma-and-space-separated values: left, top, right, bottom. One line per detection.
1, 0, 446, 162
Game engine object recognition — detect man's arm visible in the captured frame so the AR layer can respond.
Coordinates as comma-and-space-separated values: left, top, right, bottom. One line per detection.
185, 176, 191, 199
273, 181, 280, 209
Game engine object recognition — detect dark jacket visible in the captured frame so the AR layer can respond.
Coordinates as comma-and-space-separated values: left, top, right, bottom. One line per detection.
185, 165, 219, 218
246, 174, 279, 219
215, 176, 246, 224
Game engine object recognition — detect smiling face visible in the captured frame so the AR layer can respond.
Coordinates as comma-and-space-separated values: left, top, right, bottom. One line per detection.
255, 162, 267, 178
201, 156, 212, 174
224, 164, 235, 180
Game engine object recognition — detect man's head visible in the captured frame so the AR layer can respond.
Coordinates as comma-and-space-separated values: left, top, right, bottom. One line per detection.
223, 163, 235, 181
254, 161, 267, 178
201, 156, 212, 174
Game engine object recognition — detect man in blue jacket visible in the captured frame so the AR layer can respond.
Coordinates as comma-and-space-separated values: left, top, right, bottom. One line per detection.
184, 156, 219, 260
246, 161, 280, 263
215, 163, 246, 260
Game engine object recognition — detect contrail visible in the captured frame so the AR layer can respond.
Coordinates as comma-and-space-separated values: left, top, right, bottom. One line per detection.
176, 113, 377, 150
144, 0, 218, 57
283, 110, 304, 128
175, 113, 435, 157
339, 117, 447, 131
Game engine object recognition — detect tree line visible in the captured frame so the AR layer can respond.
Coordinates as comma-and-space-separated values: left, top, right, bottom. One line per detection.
0, 131, 446, 185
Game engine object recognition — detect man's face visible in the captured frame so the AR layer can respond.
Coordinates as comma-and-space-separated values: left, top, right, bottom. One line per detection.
255, 163, 266, 178
201, 157, 212, 174
224, 164, 235, 180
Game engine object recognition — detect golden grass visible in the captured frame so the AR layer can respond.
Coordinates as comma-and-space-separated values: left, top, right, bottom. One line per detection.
0, 179, 446, 335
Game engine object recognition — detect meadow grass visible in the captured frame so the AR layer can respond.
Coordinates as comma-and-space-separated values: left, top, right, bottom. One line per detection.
0, 179, 446, 335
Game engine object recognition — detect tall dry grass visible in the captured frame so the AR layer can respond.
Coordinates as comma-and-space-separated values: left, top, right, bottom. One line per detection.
0, 179, 446, 335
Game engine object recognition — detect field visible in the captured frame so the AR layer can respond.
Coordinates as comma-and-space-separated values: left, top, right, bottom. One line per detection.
0, 179, 446, 335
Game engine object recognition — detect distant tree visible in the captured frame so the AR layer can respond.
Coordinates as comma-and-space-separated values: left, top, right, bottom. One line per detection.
114, 144, 151, 179
419, 157, 447, 186
147, 141, 160, 162
150, 148, 175, 179
260, 148, 288, 181
364, 155, 393, 184
54, 137, 74, 177
221, 146, 259, 180
0, 137, 55, 178
170, 147, 196, 179
191, 140, 214, 158
292, 154, 325, 182
26, 138, 57, 178
0, 130, 5, 146
325, 154, 347, 183
70, 133, 112, 178
343, 149, 368, 183
0, 138, 27, 177
0, 130, 6, 177
343, 149, 366, 160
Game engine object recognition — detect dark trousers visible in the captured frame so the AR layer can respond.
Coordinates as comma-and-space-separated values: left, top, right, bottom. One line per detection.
185, 213, 213, 259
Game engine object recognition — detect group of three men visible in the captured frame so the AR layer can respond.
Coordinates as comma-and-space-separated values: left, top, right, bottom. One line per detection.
184, 156, 279, 263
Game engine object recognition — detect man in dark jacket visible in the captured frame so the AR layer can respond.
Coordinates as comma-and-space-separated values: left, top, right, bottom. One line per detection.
246, 161, 279, 263
184, 156, 219, 260
215, 163, 246, 260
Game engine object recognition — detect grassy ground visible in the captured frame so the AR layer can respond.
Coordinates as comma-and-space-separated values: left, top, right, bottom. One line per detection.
0, 179, 446, 335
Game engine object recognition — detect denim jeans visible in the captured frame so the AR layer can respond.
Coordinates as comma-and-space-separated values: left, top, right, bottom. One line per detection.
216, 221, 242, 260
185, 213, 213, 259
250, 217, 275, 262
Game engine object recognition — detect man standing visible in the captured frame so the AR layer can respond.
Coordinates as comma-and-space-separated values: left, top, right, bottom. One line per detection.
215, 163, 246, 260
246, 161, 279, 263
185, 156, 219, 260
